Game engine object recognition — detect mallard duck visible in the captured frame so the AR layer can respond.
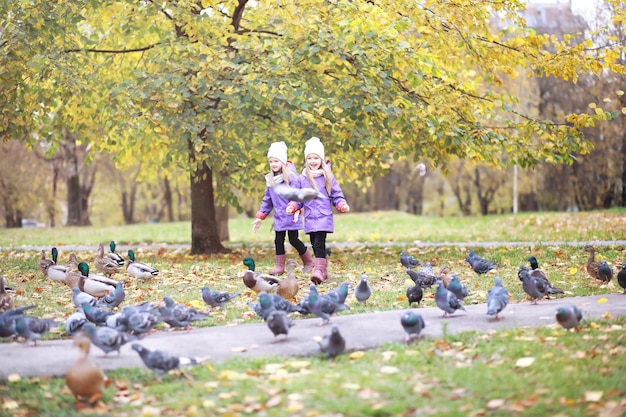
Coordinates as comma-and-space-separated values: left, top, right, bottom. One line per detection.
583, 245, 602, 281
0, 275, 14, 313
38, 249, 54, 276
45, 248, 77, 284
94, 243, 123, 277
242, 257, 280, 293
65, 262, 117, 298
105, 241, 125, 267
65, 332, 110, 410
126, 250, 159, 280
277, 259, 300, 301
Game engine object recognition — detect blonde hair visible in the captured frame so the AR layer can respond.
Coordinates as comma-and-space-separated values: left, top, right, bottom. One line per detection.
267, 162, 293, 186
303, 162, 332, 194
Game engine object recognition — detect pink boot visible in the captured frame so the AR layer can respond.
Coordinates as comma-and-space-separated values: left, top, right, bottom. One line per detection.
269, 254, 286, 275
310, 258, 328, 285
300, 250, 314, 273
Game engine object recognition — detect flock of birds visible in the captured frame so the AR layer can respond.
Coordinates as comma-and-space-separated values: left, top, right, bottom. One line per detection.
1, 241, 625, 409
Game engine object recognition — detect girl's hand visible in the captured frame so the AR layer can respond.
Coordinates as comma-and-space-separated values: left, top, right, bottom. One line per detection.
286, 202, 298, 215
252, 218, 262, 233
337, 202, 350, 213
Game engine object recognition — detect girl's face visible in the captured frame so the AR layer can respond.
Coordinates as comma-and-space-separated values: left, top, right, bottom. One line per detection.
306, 154, 322, 170
268, 158, 283, 173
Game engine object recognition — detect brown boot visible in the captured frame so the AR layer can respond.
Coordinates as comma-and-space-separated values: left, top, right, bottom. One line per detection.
310, 258, 328, 285
269, 254, 286, 275
299, 250, 314, 273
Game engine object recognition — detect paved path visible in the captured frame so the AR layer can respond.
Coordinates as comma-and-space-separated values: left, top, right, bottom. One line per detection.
1, 292, 625, 380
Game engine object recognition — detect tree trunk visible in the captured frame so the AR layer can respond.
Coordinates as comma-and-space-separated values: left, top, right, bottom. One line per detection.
64, 129, 92, 226
189, 161, 229, 254
163, 176, 174, 222
216, 205, 229, 242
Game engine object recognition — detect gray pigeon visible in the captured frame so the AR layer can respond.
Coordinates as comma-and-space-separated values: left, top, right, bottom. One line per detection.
305, 284, 347, 326
159, 296, 209, 329
354, 274, 372, 305
318, 326, 346, 359
406, 263, 437, 289
486, 277, 509, 320
400, 251, 421, 269
201, 286, 241, 309
598, 260, 613, 283
95, 281, 125, 310
0, 305, 37, 338
272, 183, 328, 203
406, 284, 423, 307
266, 310, 294, 343
81, 322, 137, 355
15, 315, 60, 346
618, 263, 626, 294
72, 287, 97, 309
82, 303, 114, 325
555, 305, 584, 332
400, 310, 425, 342
323, 282, 350, 305
519, 267, 547, 304
465, 250, 497, 274
251, 292, 305, 320
126, 310, 162, 335
447, 275, 469, 301
131, 344, 198, 379
65, 310, 88, 336
517, 265, 563, 298
434, 280, 466, 318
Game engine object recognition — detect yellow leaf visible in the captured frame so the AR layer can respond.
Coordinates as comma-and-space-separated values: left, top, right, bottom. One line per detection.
202, 400, 215, 408
349, 351, 365, 359
616, 90, 624, 95
515, 357, 535, 367
584, 391, 603, 402
7, 374, 20, 383
588, 102, 597, 109
597, 297, 608, 304
603, 312, 612, 319
3, 400, 19, 410
568, 267, 578, 275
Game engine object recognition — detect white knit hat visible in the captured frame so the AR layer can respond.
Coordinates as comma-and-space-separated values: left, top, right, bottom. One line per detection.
304, 136, 325, 161
267, 141, 288, 165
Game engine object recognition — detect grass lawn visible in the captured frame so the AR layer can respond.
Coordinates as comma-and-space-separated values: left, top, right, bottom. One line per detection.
0, 210, 625, 416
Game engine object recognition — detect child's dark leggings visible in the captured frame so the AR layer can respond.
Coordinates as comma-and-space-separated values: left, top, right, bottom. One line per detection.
309, 231, 328, 258
275, 230, 307, 256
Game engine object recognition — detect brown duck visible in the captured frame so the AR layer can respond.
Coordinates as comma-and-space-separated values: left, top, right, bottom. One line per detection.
38, 249, 54, 276
277, 259, 300, 301
65, 333, 110, 409
438, 265, 453, 288
0, 275, 14, 313
583, 245, 602, 281
94, 243, 123, 277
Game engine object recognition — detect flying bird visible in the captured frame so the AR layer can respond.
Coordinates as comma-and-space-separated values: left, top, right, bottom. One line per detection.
272, 183, 328, 203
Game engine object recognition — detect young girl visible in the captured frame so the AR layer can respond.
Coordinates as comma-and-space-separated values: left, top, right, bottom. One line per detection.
253, 141, 314, 275
286, 137, 349, 284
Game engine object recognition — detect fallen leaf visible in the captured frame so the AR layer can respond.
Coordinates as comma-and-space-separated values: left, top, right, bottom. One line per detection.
349, 351, 365, 359
597, 297, 608, 304
6, 374, 20, 383
231, 346, 247, 353
584, 391, 603, 402
486, 398, 505, 410
379, 366, 399, 374
568, 267, 578, 275
266, 395, 282, 408
515, 357, 535, 367
2, 400, 19, 410
603, 312, 612, 319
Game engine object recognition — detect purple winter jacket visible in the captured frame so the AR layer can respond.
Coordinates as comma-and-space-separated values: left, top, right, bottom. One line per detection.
292, 170, 347, 234
256, 163, 303, 232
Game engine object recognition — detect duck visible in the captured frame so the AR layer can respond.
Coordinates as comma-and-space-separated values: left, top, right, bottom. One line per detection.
105, 241, 125, 267
277, 259, 300, 301
437, 265, 453, 288
526, 256, 563, 298
0, 275, 14, 313
94, 243, 123, 277
242, 257, 280, 293
583, 245, 603, 281
126, 250, 159, 280
65, 332, 110, 410
65, 262, 117, 298
38, 249, 54, 276
45, 248, 77, 284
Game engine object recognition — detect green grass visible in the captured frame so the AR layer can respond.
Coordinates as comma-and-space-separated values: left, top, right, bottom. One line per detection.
1, 210, 626, 416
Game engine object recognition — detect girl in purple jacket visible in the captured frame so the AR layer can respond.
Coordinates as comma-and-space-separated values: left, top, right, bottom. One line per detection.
253, 141, 314, 275
286, 137, 350, 284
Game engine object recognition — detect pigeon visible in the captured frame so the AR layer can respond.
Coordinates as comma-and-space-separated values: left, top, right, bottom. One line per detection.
486, 277, 509, 320
447, 275, 469, 301
72, 287, 97, 309
305, 284, 346, 326
82, 303, 114, 326
400, 310, 426, 342
406, 263, 437, 289
15, 315, 60, 346
354, 274, 372, 305
518, 267, 547, 304
555, 305, 584, 332
158, 296, 209, 329
517, 265, 563, 298
0, 275, 14, 313
131, 344, 198, 379
406, 284, 423, 307
438, 265, 454, 288
66, 333, 110, 409
400, 251, 421, 269
81, 322, 137, 355
272, 183, 328, 203
95, 281, 125, 310
201, 286, 241, 309
617, 263, 626, 294
465, 250, 497, 274
318, 326, 346, 359
126, 310, 162, 335
65, 311, 88, 336
105, 312, 129, 332
251, 292, 304, 320
0, 305, 37, 338
266, 310, 294, 343
434, 280, 466, 318
126, 249, 159, 280
598, 260, 613, 283
323, 282, 350, 305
